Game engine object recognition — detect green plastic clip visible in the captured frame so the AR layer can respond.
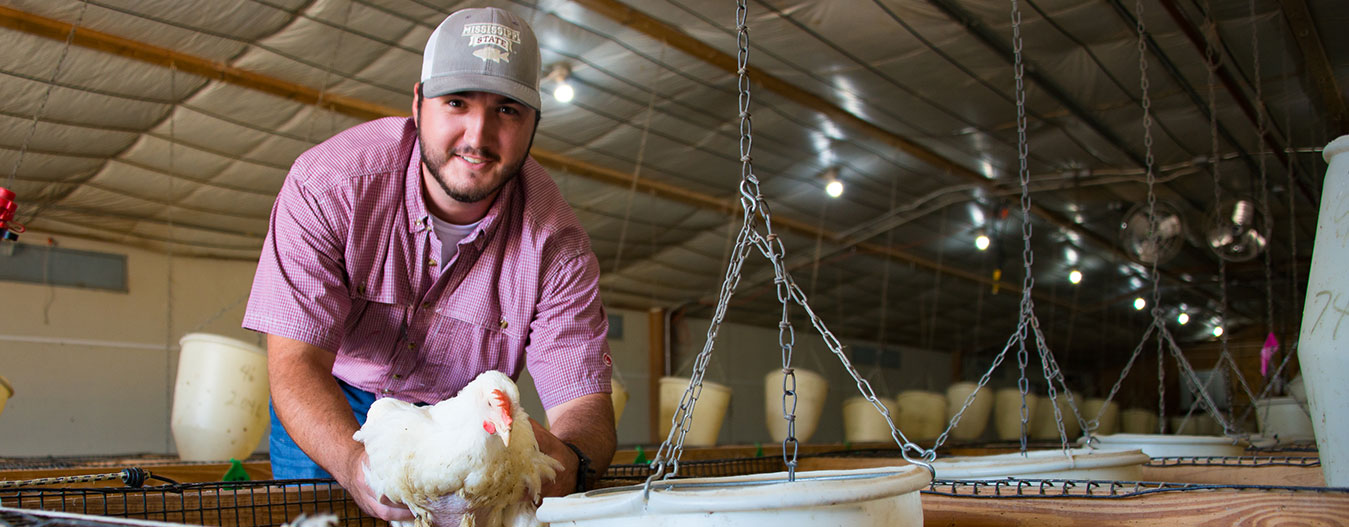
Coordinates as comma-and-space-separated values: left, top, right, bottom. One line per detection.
222, 458, 250, 482
754, 442, 763, 457
633, 445, 648, 465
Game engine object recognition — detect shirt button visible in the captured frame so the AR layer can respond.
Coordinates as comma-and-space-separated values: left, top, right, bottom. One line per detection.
393, 374, 403, 379
381, 389, 391, 394
427, 258, 438, 267
499, 319, 509, 330
407, 342, 416, 350
421, 302, 432, 309
415, 218, 424, 227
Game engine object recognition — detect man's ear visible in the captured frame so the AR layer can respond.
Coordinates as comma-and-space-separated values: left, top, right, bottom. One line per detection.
411, 82, 422, 127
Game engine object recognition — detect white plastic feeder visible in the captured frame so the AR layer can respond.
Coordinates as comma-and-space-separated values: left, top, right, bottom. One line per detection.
0, 375, 12, 417
993, 388, 1038, 441
1121, 408, 1158, 434
1254, 397, 1315, 441
764, 369, 828, 442
1090, 433, 1245, 458
843, 396, 900, 442
611, 379, 629, 425
895, 390, 947, 441
1297, 135, 1349, 486
537, 465, 930, 527
658, 377, 732, 447
1083, 398, 1120, 435
171, 333, 269, 461
932, 447, 1149, 481
1169, 414, 1221, 436
1029, 390, 1083, 439
945, 382, 993, 441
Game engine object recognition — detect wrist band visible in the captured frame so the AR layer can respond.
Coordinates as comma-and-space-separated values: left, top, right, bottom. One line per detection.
562, 441, 595, 493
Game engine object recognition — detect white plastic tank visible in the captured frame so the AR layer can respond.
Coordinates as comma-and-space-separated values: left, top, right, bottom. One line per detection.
993, 388, 1038, 441
1254, 396, 1315, 441
945, 382, 993, 441
171, 333, 269, 461
843, 395, 900, 442
763, 369, 828, 443
1029, 390, 1082, 439
1083, 398, 1120, 435
658, 377, 732, 447
1297, 135, 1349, 486
0, 375, 12, 417
1121, 408, 1158, 434
895, 390, 947, 442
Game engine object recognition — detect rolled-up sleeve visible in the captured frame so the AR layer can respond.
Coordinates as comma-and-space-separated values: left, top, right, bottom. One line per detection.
242, 171, 351, 352
525, 249, 612, 410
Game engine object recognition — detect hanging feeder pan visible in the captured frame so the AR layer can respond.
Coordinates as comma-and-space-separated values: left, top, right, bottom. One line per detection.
537, 465, 931, 527
931, 447, 1149, 481
1091, 433, 1246, 458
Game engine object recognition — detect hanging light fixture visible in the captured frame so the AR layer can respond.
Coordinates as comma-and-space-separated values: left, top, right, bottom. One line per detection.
1177, 312, 1190, 325
975, 233, 990, 251
1212, 326, 1224, 337
1133, 297, 1147, 310
1068, 269, 1082, 284
820, 167, 844, 198
546, 63, 575, 103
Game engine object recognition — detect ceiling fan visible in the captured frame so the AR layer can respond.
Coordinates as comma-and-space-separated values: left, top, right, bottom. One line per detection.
1119, 201, 1186, 265
1204, 198, 1268, 262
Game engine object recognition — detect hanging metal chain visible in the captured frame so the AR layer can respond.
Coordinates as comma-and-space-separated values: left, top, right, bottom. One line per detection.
1250, 0, 1276, 340
7, 1, 90, 190
643, 1, 933, 494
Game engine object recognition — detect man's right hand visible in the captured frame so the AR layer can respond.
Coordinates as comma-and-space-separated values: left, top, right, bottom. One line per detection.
340, 451, 415, 523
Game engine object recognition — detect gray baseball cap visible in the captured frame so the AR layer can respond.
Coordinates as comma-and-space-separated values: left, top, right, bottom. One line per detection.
421, 7, 541, 110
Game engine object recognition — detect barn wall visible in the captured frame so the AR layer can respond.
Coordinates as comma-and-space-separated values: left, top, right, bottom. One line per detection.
0, 230, 260, 456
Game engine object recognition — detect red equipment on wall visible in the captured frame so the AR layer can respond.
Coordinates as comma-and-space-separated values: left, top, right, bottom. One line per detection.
0, 186, 24, 242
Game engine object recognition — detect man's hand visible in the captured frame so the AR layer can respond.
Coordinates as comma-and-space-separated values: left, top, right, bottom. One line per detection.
339, 451, 416, 523
529, 419, 578, 498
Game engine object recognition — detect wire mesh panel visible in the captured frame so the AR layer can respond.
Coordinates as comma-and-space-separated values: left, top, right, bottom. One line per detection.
0, 480, 382, 527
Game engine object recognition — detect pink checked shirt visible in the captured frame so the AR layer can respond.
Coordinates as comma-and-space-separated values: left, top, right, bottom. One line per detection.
243, 117, 611, 409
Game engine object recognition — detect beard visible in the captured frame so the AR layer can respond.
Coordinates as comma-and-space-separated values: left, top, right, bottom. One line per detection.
418, 140, 526, 204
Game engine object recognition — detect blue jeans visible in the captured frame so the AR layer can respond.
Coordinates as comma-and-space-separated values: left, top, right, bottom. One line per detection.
269, 378, 378, 479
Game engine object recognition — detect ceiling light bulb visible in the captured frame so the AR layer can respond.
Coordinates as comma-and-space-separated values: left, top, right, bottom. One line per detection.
553, 82, 575, 103
975, 234, 990, 251
825, 179, 844, 198
1133, 297, 1147, 310
1177, 312, 1190, 325
1068, 269, 1082, 285
1212, 326, 1224, 337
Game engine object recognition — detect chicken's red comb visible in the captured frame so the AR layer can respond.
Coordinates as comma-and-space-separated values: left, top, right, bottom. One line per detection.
492, 388, 514, 428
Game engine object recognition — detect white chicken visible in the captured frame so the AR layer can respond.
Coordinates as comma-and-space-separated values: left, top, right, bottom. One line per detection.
353, 370, 564, 527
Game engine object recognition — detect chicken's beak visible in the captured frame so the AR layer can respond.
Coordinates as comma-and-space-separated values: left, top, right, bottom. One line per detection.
498, 426, 511, 448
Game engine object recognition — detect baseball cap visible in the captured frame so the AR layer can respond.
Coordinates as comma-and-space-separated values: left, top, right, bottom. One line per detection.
421, 7, 542, 111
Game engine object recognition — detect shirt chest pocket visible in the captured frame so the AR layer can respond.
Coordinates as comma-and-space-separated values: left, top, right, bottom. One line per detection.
342, 291, 410, 363
426, 312, 525, 382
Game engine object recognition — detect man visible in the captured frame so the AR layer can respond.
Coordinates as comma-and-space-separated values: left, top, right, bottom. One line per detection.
242, 7, 615, 521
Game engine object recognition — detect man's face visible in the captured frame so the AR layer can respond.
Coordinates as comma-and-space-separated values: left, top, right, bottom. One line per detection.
414, 87, 537, 204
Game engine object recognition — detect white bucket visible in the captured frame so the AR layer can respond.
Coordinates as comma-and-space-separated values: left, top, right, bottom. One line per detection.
1121, 408, 1158, 434
1083, 398, 1120, 435
658, 377, 732, 447
0, 375, 12, 417
611, 379, 629, 425
932, 447, 1149, 481
1169, 414, 1221, 436
171, 333, 269, 461
1091, 433, 1245, 458
993, 388, 1038, 441
843, 396, 900, 443
945, 382, 993, 441
1029, 390, 1082, 439
895, 390, 947, 442
1288, 375, 1308, 412
537, 465, 930, 527
764, 369, 828, 443
1300, 135, 1349, 485
1254, 397, 1315, 441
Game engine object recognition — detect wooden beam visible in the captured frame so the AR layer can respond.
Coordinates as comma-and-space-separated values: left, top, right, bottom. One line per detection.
1278, 0, 1349, 134
647, 307, 665, 443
